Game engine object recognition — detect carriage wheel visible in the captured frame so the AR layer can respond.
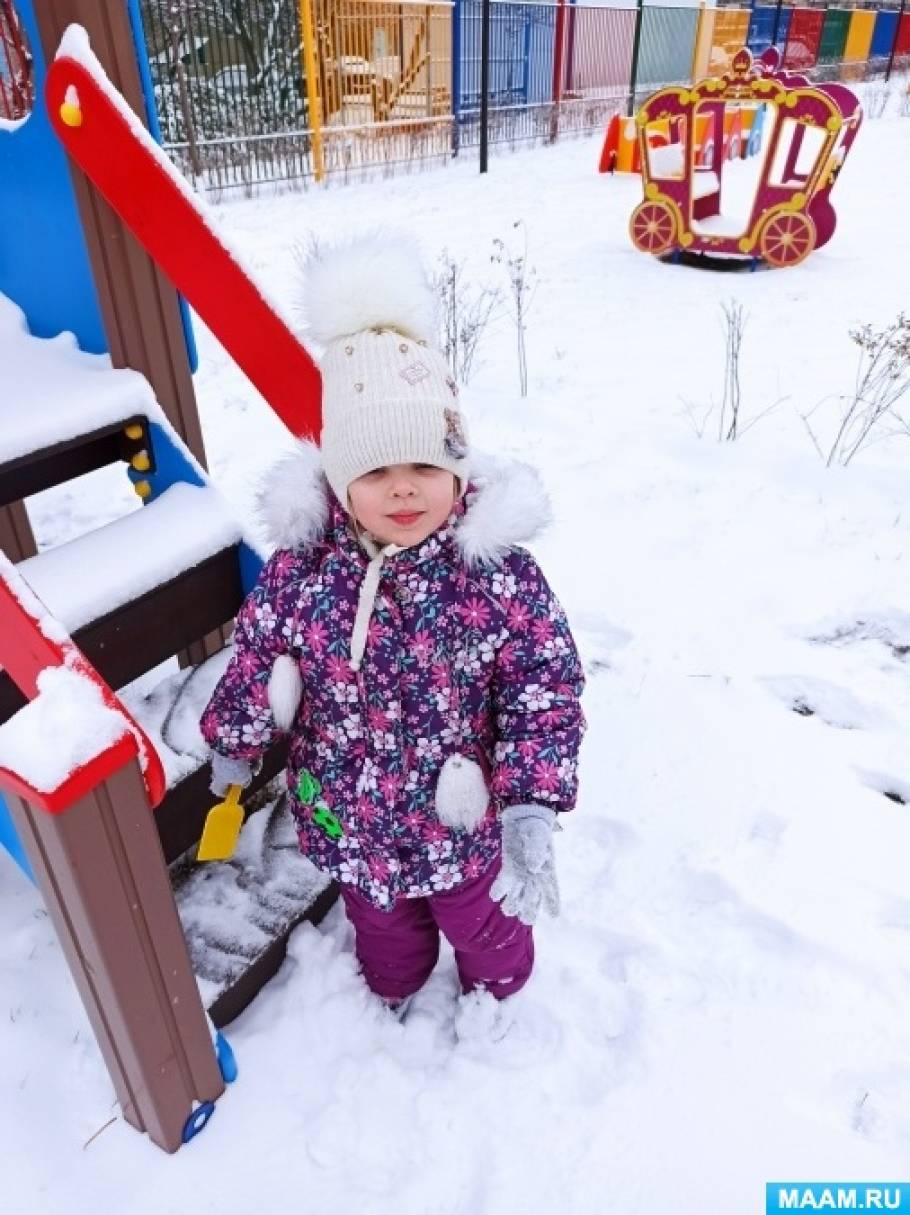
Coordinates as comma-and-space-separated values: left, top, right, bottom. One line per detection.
758, 211, 816, 268
629, 200, 677, 256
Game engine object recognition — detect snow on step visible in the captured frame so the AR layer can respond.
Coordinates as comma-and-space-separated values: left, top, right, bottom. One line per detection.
172, 792, 331, 1008
19, 483, 241, 633
0, 292, 165, 466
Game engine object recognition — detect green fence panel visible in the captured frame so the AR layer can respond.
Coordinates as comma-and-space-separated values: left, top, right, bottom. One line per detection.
636, 5, 699, 91
817, 8, 852, 64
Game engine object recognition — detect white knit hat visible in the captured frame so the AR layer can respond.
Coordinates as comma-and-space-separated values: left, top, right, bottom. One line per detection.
299, 233, 470, 506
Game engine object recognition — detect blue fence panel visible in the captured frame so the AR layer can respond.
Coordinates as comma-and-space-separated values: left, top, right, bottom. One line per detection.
772, 7, 793, 51
871, 9, 899, 59
523, 5, 557, 104
747, 6, 777, 55
459, 0, 556, 110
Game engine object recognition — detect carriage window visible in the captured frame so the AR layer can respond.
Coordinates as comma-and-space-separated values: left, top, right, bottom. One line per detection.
768, 118, 827, 188
645, 118, 687, 181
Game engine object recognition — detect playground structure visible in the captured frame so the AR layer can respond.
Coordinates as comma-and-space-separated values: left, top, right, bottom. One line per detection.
627, 46, 862, 268
0, 0, 336, 1153
599, 101, 766, 175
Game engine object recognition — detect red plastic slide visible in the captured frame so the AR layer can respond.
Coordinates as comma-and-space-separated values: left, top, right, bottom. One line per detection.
45, 55, 321, 441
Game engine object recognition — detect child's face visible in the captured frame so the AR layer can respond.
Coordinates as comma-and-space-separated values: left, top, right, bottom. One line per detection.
348, 463, 458, 547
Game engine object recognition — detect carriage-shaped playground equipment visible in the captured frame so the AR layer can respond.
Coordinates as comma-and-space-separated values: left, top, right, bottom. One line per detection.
628, 47, 862, 268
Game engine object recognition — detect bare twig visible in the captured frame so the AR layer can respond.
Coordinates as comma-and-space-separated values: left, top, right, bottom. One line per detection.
719, 300, 747, 441
679, 396, 716, 438
823, 314, 910, 466
434, 252, 502, 384
83, 1116, 117, 1150
492, 222, 538, 398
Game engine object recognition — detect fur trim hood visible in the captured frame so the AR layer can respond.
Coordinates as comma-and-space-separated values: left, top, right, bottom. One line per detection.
258, 441, 551, 566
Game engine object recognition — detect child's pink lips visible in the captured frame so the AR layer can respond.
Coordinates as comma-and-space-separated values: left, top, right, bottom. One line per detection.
388, 511, 424, 525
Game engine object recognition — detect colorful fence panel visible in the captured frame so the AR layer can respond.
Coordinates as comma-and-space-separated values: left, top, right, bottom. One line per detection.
635, 4, 699, 96
707, 7, 751, 74
562, 4, 636, 101
844, 10, 876, 62
895, 11, 910, 66
773, 7, 794, 53
459, 0, 556, 110
747, 5, 777, 56
817, 8, 852, 65
784, 7, 823, 70
870, 9, 899, 63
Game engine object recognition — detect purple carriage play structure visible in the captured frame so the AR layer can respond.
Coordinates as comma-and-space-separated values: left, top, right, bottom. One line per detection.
629, 47, 862, 268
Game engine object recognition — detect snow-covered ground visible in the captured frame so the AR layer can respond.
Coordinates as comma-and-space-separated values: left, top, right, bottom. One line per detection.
4, 100, 910, 1214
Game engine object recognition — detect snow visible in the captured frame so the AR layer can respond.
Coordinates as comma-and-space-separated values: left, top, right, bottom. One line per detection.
0, 664, 128, 791
0, 293, 163, 465
0, 548, 70, 649
18, 482, 241, 635
172, 789, 332, 1007
0, 114, 28, 133
3, 90, 910, 1213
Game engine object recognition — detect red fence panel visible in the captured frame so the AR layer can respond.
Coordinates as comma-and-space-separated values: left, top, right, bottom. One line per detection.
563, 4, 637, 100
896, 11, 910, 60
784, 7, 824, 71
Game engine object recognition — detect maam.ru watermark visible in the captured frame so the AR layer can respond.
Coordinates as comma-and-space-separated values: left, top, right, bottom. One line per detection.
767, 1184, 910, 1211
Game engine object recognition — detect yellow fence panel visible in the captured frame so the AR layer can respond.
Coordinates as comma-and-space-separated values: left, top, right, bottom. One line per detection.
843, 10, 876, 64
312, 0, 452, 129
708, 8, 751, 74
691, 5, 717, 80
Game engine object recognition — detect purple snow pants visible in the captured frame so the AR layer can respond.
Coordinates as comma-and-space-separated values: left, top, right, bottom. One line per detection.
340, 858, 534, 1002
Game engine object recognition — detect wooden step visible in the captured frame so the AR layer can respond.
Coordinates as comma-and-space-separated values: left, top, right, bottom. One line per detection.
0, 416, 150, 507
1, 486, 245, 722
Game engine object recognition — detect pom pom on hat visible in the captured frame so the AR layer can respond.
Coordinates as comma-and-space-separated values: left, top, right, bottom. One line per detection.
299, 231, 437, 347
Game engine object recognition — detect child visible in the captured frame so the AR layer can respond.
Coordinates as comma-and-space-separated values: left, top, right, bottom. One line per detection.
200, 235, 585, 1012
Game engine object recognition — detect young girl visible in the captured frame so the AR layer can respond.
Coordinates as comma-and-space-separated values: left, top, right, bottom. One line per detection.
200, 236, 585, 1012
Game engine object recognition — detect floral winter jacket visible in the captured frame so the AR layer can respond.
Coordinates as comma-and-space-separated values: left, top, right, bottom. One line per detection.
200, 443, 586, 911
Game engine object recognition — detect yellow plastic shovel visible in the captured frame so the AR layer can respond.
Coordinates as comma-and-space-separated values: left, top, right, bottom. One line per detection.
197, 784, 245, 862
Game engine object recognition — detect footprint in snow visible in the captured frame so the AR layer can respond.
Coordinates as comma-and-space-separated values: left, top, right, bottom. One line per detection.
808, 614, 910, 666
761, 674, 892, 730
570, 613, 634, 676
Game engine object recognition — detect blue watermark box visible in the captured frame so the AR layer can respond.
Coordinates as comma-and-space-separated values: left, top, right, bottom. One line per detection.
767, 1184, 910, 1211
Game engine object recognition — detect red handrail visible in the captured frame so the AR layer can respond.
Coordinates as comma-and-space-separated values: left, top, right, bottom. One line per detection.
0, 554, 166, 814
45, 52, 322, 443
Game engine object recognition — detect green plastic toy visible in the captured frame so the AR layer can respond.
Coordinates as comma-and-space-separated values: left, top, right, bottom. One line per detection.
296, 769, 342, 839
296, 769, 321, 805
312, 802, 343, 840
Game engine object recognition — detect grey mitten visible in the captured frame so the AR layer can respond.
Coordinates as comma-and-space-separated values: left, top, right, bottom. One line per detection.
209, 751, 254, 797
490, 804, 561, 926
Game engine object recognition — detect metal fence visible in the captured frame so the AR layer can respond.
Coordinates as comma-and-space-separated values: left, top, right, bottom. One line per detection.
2, 0, 909, 189
0, 0, 33, 121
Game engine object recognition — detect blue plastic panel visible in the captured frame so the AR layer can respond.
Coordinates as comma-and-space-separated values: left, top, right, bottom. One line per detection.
0, 791, 34, 881
0, 0, 106, 350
